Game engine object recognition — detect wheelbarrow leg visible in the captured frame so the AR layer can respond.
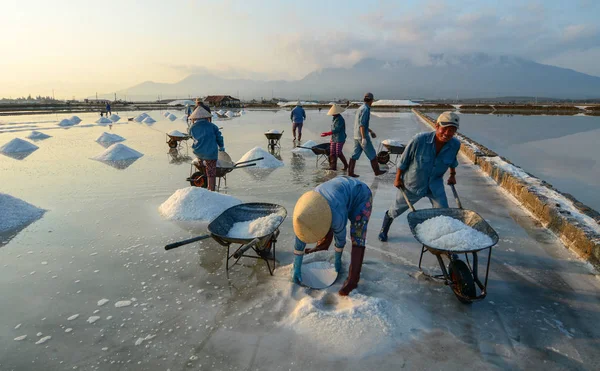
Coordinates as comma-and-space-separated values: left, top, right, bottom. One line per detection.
226, 245, 230, 278
418, 244, 427, 270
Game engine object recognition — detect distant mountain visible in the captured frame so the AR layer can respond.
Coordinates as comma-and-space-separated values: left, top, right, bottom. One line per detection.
112, 53, 600, 101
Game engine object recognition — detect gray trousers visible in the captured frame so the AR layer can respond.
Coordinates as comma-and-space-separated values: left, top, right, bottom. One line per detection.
388, 187, 449, 218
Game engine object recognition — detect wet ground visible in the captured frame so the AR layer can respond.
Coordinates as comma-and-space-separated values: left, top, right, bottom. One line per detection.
1, 110, 599, 370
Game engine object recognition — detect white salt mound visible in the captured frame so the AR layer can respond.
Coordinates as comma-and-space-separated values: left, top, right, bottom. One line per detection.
92, 143, 143, 162
227, 213, 283, 238
0, 193, 45, 233
69, 116, 82, 124
238, 147, 284, 168
142, 117, 156, 124
168, 113, 177, 121
159, 187, 241, 222
0, 138, 39, 154
96, 117, 113, 124
115, 300, 132, 308
415, 215, 494, 251
163, 111, 171, 117
291, 140, 318, 156
96, 132, 125, 144
109, 114, 120, 122
27, 131, 51, 140
168, 130, 186, 137
58, 118, 74, 127
265, 130, 280, 134
217, 110, 225, 115
134, 114, 146, 122
382, 139, 403, 147
225, 111, 235, 117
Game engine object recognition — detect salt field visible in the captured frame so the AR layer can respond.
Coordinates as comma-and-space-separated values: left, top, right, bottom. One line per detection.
1, 109, 600, 370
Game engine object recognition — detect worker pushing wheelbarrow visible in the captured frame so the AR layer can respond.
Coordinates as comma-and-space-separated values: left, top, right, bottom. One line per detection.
187, 151, 263, 191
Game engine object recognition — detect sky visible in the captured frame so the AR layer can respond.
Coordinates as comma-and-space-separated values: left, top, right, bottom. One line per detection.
1, 0, 599, 99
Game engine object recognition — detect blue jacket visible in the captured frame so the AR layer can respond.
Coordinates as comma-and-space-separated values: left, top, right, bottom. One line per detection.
290, 106, 306, 123
398, 132, 460, 198
294, 176, 372, 251
331, 114, 347, 143
189, 119, 224, 160
353, 104, 370, 139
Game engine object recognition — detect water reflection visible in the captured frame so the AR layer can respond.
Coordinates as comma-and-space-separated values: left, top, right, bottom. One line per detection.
167, 148, 192, 165
289, 154, 307, 185
94, 158, 141, 169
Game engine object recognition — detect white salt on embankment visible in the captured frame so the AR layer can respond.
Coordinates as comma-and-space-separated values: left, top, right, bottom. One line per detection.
291, 140, 318, 156
158, 187, 241, 222
26, 131, 51, 140
96, 132, 125, 144
0, 138, 39, 154
415, 215, 493, 251
227, 213, 283, 238
238, 147, 284, 168
91, 143, 143, 162
0, 193, 45, 234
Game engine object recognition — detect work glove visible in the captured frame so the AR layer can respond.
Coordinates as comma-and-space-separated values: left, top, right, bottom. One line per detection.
292, 254, 303, 284
219, 147, 225, 152
320, 131, 333, 137
334, 250, 343, 273
361, 138, 367, 148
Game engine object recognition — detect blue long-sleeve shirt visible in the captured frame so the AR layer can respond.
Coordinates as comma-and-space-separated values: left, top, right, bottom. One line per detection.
398, 132, 460, 198
331, 114, 347, 143
189, 119, 224, 160
291, 106, 306, 123
353, 104, 370, 139
294, 176, 372, 252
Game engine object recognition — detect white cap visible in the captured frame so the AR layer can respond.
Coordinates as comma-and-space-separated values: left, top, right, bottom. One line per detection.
436, 111, 460, 128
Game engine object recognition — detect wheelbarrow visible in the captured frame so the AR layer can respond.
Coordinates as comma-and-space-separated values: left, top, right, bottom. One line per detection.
265, 130, 284, 152
166, 132, 190, 149
296, 143, 330, 167
164, 203, 287, 276
187, 151, 264, 191
402, 185, 498, 304
377, 141, 405, 166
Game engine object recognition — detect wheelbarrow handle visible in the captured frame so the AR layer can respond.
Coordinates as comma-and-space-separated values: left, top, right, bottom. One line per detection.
233, 238, 261, 259
450, 184, 463, 209
233, 163, 257, 169
165, 235, 210, 250
235, 157, 264, 166
398, 186, 416, 212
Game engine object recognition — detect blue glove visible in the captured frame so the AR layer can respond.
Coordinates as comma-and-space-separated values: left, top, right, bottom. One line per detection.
292, 254, 303, 284
334, 251, 342, 273
219, 147, 225, 152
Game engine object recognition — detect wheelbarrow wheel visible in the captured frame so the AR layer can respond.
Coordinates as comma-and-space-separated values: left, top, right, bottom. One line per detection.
377, 151, 390, 165
448, 259, 476, 304
189, 171, 208, 188
168, 139, 178, 149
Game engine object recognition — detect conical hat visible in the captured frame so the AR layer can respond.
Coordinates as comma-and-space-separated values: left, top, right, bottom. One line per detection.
327, 104, 345, 116
293, 191, 332, 243
190, 106, 211, 120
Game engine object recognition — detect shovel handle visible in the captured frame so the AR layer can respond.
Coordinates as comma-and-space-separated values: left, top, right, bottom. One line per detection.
450, 184, 463, 209
233, 163, 257, 169
235, 157, 264, 166
233, 238, 260, 259
399, 186, 416, 212
165, 235, 210, 250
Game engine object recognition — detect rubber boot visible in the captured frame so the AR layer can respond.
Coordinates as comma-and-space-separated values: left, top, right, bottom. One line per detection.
347, 159, 359, 178
339, 245, 365, 296
378, 211, 394, 242
328, 155, 337, 170
305, 229, 333, 254
370, 158, 387, 176
208, 176, 216, 192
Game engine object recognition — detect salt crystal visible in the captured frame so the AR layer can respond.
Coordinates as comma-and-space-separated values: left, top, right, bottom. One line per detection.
15, 323, 22, 329
67, 314, 80, 321
87, 316, 100, 324
14, 335, 27, 341
415, 216, 493, 251
227, 213, 283, 238
65, 328, 73, 333
35, 336, 51, 345
115, 300, 132, 308
97, 298, 109, 306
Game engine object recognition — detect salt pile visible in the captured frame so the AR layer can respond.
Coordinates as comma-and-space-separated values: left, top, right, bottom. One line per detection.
382, 139, 403, 147
142, 117, 156, 124
69, 115, 82, 124
96, 132, 125, 144
168, 130, 186, 137
58, 118, 75, 127
217, 110, 225, 115
225, 111, 235, 118
163, 111, 171, 117
95, 117, 113, 125
168, 113, 177, 121
415, 215, 494, 251
134, 113, 148, 122
159, 187, 241, 222
109, 114, 121, 122
239, 110, 246, 115
0, 138, 39, 154
26, 131, 51, 140
227, 213, 283, 238
92, 143, 143, 162
291, 140, 318, 156
265, 130, 281, 134
238, 147, 284, 168
0, 193, 45, 233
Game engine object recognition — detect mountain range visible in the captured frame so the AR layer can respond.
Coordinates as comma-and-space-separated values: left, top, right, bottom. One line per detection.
112, 53, 600, 101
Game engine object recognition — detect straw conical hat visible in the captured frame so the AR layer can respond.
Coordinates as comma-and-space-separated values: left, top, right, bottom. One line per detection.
327, 104, 345, 116
190, 106, 211, 120
293, 191, 332, 243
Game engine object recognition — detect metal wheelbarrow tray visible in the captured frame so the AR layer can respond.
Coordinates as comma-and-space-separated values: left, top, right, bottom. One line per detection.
165, 203, 287, 276
403, 185, 499, 304
377, 142, 405, 165
187, 153, 264, 190
297, 143, 330, 167
265, 131, 284, 152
